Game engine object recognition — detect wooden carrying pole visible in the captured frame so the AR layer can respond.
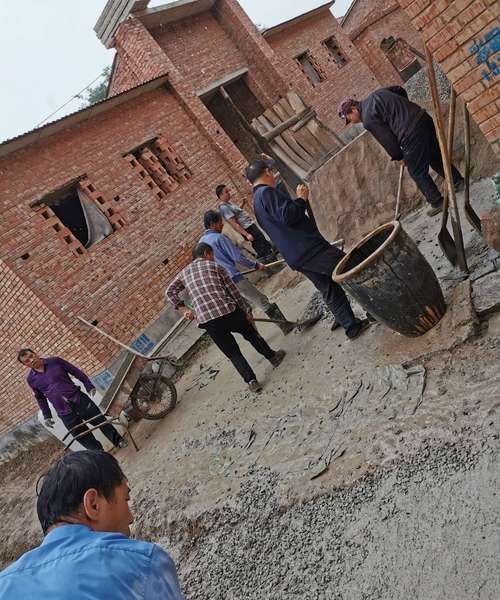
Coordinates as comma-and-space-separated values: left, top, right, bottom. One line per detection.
424, 46, 468, 273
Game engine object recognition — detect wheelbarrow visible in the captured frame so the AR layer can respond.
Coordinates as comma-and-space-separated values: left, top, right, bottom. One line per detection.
77, 316, 182, 426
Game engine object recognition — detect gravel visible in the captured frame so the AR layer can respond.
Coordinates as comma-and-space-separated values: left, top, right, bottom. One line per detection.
299, 290, 334, 325
404, 61, 451, 105
178, 439, 498, 599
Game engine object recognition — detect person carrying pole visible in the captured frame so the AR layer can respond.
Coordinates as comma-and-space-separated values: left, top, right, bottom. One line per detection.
166, 243, 286, 393
337, 86, 464, 216
200, 209, 293, 335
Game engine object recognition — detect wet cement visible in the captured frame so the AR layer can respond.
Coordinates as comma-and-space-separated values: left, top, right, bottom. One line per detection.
1, 179, 499, 597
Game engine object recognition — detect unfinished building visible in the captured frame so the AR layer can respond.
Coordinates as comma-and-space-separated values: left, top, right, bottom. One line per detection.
0, 0, 498, 447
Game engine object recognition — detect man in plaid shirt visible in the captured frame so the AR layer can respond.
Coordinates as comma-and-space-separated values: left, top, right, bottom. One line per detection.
166, 243, 286, 392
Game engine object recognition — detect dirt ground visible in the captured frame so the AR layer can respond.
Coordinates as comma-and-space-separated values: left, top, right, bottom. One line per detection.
1, 179, 499, 599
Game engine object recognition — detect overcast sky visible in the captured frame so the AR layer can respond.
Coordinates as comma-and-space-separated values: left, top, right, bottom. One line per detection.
0, 0, 352, 143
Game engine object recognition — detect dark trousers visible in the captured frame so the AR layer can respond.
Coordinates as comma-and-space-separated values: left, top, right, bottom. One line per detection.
402, 113, 463, 206
59, 392, 122, 450
299, 246, 359, 334
201, 309, 275, 383
245, 224, 275, 263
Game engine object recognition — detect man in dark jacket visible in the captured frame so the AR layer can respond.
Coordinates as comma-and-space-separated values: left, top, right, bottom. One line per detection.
247, 159, 368, 340
338, 86, 464, 216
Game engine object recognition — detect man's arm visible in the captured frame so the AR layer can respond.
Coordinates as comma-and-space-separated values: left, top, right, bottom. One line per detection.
165, 273, 194, 320
220, 235, 258, 270
273, 186, 308, 226
227, 216, 253, 241
218, 265, 251, 313
55, 357, 94, 393
363, 118, 404, 161
220, 204, 253, 240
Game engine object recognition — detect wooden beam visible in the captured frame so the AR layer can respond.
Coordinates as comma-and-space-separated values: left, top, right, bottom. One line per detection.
261, 108, 315, 141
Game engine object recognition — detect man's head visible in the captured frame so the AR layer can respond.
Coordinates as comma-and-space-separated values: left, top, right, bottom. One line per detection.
338, 98, 361, 125
37, 451, 133, 536
203, 209, 224, 233
215, 184, 230, 202
18, 348, 43, 370
245, 159, 276, 187
192, 242, 214, 261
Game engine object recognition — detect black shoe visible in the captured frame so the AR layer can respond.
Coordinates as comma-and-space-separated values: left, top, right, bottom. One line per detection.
346, 319, 370, 340
269, 349, 286, 367
427, 200, 443, 217
248, 379, 263, 393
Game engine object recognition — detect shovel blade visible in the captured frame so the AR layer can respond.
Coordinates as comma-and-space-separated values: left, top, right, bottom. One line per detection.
438, 227, 458, 266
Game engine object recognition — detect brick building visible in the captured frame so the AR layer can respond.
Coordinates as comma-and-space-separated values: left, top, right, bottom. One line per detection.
2, 0, 498, 441
0, 0, 386, 439
396, 0, 499, 158
342, 0, 425, 86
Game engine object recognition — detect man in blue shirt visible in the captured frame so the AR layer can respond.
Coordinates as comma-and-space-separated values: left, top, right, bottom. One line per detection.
247, 159, 369, 340
0, 450, 184, 599
200, 210, 293, 334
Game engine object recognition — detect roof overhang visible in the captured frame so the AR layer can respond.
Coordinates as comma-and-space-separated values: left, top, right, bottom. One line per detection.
262, 2, 335, 38
94, 0, 215, 48
0, 75, 169, 160
134, 0, 216, 30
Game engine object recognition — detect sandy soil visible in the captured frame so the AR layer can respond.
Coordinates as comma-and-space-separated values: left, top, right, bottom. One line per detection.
1, 180, 499, 598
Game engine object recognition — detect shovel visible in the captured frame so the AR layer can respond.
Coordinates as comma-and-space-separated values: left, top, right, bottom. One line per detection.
437, 88, 458, 266
394, 163, 405, 221
462, 103, 481, 233
253, 312, 322, 331
239, 259, 285, 275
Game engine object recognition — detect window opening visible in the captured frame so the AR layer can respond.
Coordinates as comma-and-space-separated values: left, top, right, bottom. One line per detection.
323, 36, 347, 67
44, 184, 112, 249
296, 52, 325, 86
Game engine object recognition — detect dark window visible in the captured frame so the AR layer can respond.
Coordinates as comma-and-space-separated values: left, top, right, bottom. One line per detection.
323, 36, 347, 67
43, 184, 113, 250
296, 52, 325, 86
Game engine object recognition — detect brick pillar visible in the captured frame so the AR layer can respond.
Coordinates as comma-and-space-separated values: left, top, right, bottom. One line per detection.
213, 0, 289, 105
397, 0, 500, 158
113, 17, 170, 83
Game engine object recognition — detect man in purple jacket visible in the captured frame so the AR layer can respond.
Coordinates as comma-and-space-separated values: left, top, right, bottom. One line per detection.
18, 349, 126, 451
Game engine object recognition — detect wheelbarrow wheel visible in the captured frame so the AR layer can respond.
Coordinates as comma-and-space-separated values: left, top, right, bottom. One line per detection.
130, 375, 177, 420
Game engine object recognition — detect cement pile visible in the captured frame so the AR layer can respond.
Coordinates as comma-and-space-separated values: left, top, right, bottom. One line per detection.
180, 440, 497, 600
404, 61, 451, 104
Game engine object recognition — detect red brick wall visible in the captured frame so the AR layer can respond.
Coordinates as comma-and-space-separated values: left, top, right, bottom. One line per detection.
110, 17, 170, 95
214, 0, 288, 106
108, 54, 142, 97
150, 12, 247, 92
347, 2, 424, 86
0, 260, 104, 435
397, 0, 500, 157
265, 9, 380, 131
354, 29, 403, 86
0, 87, 250, 429
341, 0, 379, 34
